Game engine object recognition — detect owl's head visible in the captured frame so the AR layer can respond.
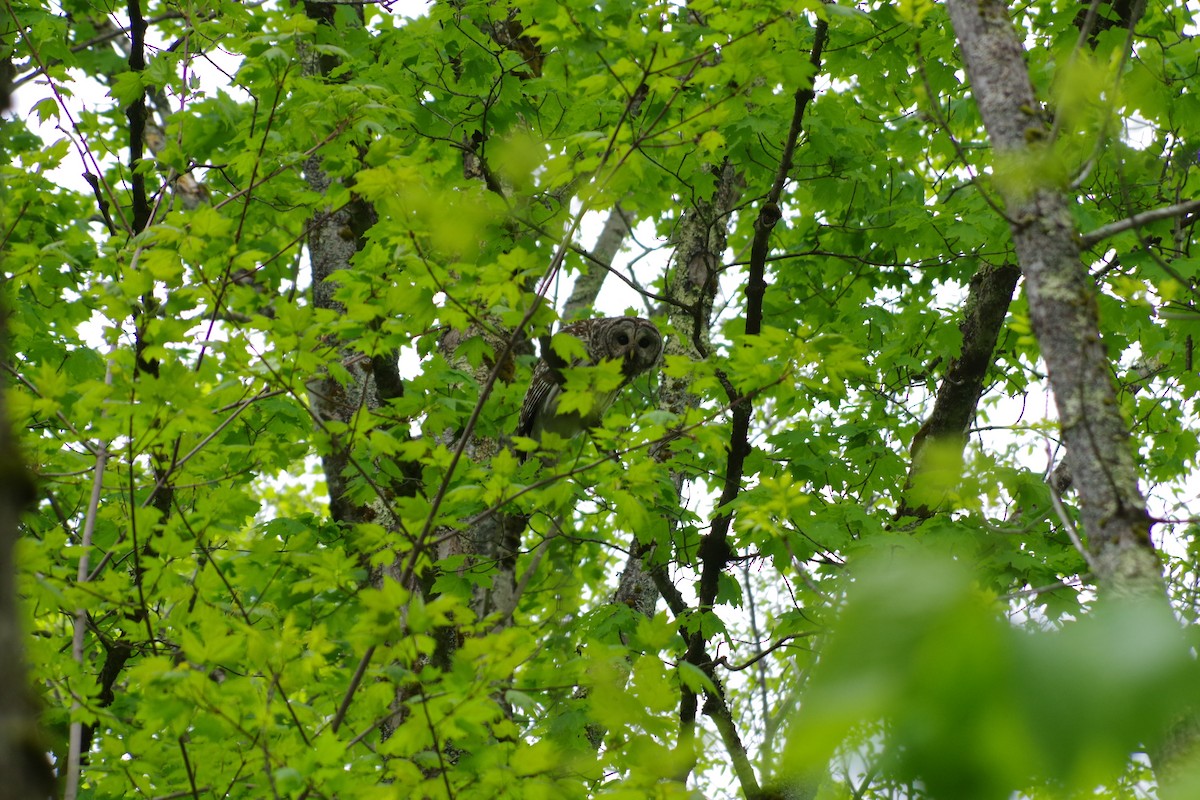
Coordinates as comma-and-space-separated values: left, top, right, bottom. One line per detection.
603, 317, 663, 378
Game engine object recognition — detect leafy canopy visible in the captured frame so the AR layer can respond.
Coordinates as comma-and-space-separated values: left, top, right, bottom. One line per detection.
4, 0, 1200, 798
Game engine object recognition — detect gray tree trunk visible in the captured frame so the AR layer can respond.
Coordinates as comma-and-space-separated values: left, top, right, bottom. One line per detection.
945, 0, 1159, 596
945, 0, 1197, 792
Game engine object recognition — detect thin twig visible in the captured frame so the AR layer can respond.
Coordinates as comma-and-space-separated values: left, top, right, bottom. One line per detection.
64, 356, 113, 800
999, 577, 1089, 602
149, 788, 215, 800
328, 646, 375, 734
715, 633, 816, 672
141, 386, 273, 507
498, 523, 561, 621
1048, 483, 1099, 572
0, 0, 128, 232
913, 41, 1012, 224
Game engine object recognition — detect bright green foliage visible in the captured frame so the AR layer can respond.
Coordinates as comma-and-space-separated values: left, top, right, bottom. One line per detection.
788, 551, 1200, 799
4, 0, 1200, 798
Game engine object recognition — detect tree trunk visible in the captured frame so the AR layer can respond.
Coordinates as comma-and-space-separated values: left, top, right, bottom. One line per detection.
946, 0, 1159, 596
945, 0, 1197, 791
897, 262, 1021, 520
0, 308, 55, 799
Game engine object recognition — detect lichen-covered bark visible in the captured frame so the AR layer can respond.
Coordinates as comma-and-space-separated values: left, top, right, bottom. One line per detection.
298, 7, 434, 748
614, 163, 745, 616
301, 106, 402, 539
661, 162, 743, 392
655, 161, 767, 793
613, 168, 740, 609
298, 0, 422, 545
946, 0, 1158, 594
429, 323, 526, 625
945, 0, 1194, 791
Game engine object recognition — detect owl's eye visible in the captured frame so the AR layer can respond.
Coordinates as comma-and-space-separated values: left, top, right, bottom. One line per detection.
616, 332, 631, 346
638, 335, 654, 348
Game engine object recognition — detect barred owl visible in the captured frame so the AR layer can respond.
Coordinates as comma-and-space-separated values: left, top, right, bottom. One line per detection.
517, 316, 663, 442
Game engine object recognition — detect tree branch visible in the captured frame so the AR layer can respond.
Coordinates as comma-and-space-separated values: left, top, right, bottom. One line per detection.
648, 565, 762, 798
563, 204, 633, 319
1079, 198, 1200, 249
947, 4, 1195, 788
126, 0, 149, 235
666, 19, 828, 797
896, 262, 1021, 520
697, 16, 827, 613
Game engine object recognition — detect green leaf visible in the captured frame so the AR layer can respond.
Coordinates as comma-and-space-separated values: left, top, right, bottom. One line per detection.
108, 71, 145, 104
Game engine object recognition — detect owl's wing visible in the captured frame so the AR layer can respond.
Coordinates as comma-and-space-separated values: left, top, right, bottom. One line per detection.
516, 361, 560, 438
517, 321, 600, 439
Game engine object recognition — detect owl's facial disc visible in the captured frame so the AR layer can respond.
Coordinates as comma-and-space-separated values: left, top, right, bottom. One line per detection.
610, 322, 638, 360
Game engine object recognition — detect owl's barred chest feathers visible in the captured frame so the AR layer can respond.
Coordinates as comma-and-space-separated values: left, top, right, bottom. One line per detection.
516, 316, 663, 443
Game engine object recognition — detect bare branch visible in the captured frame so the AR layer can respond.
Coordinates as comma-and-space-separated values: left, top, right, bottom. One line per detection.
64, 355, 113, 800
1079, 198, 1200, 249
563, 204, 633, 319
